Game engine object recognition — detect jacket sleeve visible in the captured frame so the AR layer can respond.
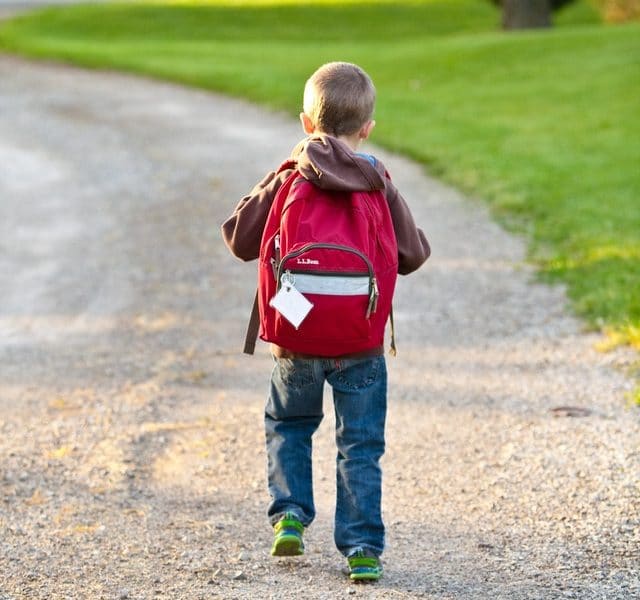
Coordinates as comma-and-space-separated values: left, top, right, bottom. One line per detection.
385, 178, 431, 275
221, 168, 293, 261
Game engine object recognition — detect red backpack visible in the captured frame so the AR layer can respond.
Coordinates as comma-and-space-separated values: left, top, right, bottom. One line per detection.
244, 160, 398, 357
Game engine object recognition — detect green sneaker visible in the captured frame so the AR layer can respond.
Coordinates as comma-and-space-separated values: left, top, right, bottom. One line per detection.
347, 549, 382, 582
270, 512, 304, 556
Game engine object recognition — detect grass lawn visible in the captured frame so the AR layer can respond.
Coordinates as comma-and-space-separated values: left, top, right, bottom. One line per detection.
1, 0, 639, 357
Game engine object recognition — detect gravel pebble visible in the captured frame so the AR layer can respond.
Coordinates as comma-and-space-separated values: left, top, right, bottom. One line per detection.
0, 55, 638, 600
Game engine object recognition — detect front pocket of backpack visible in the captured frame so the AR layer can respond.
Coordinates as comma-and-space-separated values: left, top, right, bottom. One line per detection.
274, 245, 375, 346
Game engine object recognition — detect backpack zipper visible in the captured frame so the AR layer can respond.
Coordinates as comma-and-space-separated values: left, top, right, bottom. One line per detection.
270, 234, 281, 279
276, 242, 379, 318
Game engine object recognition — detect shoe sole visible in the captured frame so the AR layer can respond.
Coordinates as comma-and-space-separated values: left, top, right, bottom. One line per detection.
350, 571, 381, 582
271, 534, 304, 557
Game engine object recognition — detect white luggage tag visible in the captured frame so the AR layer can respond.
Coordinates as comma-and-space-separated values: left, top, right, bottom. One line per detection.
269, 273, 314, 330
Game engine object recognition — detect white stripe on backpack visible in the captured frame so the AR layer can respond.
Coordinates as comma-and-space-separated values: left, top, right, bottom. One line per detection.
290, 273, 370, 296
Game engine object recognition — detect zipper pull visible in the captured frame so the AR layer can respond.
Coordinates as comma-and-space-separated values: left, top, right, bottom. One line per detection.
272, 234, 281, 280
281, 270, 295, 288
366, 278, 379, 319
274, 234, 281, 261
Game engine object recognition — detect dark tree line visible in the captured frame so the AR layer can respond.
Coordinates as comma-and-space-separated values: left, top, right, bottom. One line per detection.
491, 0, 576, 29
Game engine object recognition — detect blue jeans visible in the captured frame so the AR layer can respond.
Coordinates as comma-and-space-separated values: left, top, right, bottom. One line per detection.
265, 355, 387, 558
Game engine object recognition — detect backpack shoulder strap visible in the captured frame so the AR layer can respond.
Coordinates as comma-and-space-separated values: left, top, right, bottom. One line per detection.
243, 290, 261, 355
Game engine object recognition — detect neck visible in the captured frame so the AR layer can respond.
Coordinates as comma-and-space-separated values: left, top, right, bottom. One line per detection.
311, 129, 362, 151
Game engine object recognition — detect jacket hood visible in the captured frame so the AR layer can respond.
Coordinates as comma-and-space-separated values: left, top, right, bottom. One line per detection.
291, 135, 386, 193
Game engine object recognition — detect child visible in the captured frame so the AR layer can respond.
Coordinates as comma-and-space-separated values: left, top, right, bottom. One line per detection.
221, 62, 430, 581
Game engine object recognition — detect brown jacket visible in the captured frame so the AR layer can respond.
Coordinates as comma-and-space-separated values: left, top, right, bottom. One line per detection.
221, 135, 431, 357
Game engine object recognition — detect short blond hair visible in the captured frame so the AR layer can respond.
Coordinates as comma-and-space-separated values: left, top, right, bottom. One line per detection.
303, 62, 376, 136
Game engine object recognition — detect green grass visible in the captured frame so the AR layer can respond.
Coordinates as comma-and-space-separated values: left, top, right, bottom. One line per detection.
1, 0, 639, 348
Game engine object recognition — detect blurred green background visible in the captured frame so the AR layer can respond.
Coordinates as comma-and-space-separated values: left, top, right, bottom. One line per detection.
1, 0, 638, 356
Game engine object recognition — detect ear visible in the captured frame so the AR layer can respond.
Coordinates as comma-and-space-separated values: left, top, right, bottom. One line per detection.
359, 120, 376, 140
300, 112, 315, 135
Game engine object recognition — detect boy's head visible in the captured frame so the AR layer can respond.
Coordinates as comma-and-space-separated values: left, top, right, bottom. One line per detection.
301, 62, 376, 142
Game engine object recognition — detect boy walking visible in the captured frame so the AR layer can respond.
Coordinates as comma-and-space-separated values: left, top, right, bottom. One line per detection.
221, 62, 430, 581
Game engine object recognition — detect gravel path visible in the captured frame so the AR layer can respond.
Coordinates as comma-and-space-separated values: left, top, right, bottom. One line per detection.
0, 56, 638, 600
